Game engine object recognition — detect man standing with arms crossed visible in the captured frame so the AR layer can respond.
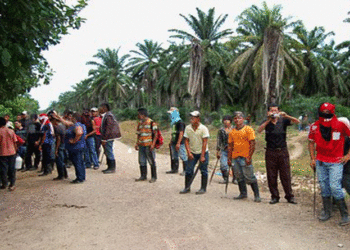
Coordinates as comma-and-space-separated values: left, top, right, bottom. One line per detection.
180, 111, 210, 195
258, 103, 299, 204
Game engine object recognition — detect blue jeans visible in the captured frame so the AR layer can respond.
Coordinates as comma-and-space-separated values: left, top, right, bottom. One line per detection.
103, 140, 115, 160
138, 146, 156, 167
84, 136, 99, 168
219, 149, 229, 171
186, 152, 209, 177
70, 150, 85, 181
316, 160, 344, 200
170, 143, 188, 162
56, 145, 67, 178
232, 157, 257, 184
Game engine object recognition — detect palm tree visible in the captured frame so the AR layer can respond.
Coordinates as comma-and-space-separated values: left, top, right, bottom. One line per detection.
227, 2, 305, 112
169, 7, 232, 110
127, 40, 163, 106
86, 48, 130, 108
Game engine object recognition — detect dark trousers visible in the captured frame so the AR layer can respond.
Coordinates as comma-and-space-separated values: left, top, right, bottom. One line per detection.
95, 135, 102, 159
343, 174, 350, 196
42, 143, 52, 174
0, 155, 16, 187
265, 148, 294, 200
25, 143, 41, 169
70, 150, 85, 181
56, 146, 67, 178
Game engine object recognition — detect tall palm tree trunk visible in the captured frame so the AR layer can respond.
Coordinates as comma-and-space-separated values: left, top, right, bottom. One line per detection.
188, 41, 204, 109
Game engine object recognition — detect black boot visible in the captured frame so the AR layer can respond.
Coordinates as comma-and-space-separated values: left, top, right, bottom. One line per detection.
166, 160, 179, 174
219, 170, 229, 184
103, 159, 116, 174
234, 181, 247, 199
135, 165, 147, 181
149, 164, 157, 183
251, 182, 261, 202
102, 159, 111, 173
180, 161, 187, 176
196, 175, 208, 195
180, 174, 191, 194
319, 197, 332, 221
336, 199, 350, 226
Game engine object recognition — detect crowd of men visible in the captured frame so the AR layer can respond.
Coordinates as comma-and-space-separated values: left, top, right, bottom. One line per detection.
0, 102, 349, 226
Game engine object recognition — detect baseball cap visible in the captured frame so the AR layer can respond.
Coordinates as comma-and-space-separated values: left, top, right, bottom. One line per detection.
190, 111, 200, 117
21, 111, 27, 115
91, 107, 98, 112
167, 107, 179, 113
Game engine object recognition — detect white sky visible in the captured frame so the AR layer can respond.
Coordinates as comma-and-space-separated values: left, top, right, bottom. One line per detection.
29, 0, 350, 109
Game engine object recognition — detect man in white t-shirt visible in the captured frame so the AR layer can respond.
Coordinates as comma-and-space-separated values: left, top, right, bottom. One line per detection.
180, 111, 210, 195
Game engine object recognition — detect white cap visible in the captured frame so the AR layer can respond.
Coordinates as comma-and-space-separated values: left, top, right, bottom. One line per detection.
21, 111, 27, 115
91, 107, 98, 112
167, 107, 179, 113
190, 110, 200, 117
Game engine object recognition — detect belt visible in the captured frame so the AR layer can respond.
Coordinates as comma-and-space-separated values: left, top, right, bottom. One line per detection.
265, 147, 286, 151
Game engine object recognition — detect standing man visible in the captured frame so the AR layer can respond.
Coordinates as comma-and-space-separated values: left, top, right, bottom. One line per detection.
180, 111, 210, 195
91, 107, 102, 160
309, 103, 350, 226
257, 103, 299, 204
135, 108, 158, 183
4, 114, 13, 129
0, 117, 18, 191
166, 107, 188, 175
25, 114, 41, 171
99, 103, 121, 174
38, 113, 55, 176
228, 112, 261, 202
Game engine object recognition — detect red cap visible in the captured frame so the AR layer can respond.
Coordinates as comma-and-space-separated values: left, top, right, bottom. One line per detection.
319, 103, 335, 114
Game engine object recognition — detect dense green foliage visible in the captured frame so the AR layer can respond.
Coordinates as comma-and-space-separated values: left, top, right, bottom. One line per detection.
42, 3, 350, 121
0, 0, 87, 102
0, 94, 39, 120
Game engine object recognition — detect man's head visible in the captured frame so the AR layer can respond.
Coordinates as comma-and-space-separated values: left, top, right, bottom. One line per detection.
21, 111, 27, 119
91, 107, 99, 117
31, 114, 38, 121
167, 107, 181, 124
16, 115, 21, 121
4, 114, 10, 121
233, 111, 245, 127
189, 111, 200, 126
99, 103, 110, 114
318, 102, 335, 118
14, 121, 22, 130
0, 117, 6, 128
267, 103, 279, 113
137, 108, 148, 120
222, 115, 232, 127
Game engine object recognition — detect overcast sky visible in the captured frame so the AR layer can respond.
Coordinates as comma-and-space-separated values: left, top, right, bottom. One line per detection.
29, 0, 350, 109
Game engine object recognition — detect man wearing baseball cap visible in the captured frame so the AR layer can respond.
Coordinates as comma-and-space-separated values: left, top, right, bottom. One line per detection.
309, 102, 350, 226
180, 110, 210, 194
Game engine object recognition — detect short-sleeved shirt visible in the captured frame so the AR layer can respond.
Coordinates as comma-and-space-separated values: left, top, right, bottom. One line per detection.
27, 121, 42, 144
228, 125, 255, 158
171, 120, 185, 144
263, 118, 291, 149
41, 124, 55, 145
54, 123, 66, 147
137, 118, 158, 147
0, 126, 17, 156
184, 123, 209, 154
308, 119, 350, 163
94, 117, 102, 136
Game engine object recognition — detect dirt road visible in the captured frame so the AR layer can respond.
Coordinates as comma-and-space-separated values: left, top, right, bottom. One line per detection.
0, 141, 349, 250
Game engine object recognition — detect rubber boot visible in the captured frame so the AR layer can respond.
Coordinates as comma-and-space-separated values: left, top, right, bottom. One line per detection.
336, 199, 350, 226
149, 164, 157, 183
166, 159, 179, 174
234, 181, 248, 199
103, 159, 116, 174
319, 197, 332, 221
251, 182, 261, 202
180, 161, 187, 176
180, 174, 191, 194
219, 170, 229, 184
135, 165, 147, 181
102, 159, 111, 173
196, 175, 208, 195
232, 171, 238, 185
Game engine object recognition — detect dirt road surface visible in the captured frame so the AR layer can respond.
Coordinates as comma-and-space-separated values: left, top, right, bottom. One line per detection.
0, 141, 349, 250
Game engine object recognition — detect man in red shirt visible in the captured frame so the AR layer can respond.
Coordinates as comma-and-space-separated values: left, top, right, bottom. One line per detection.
91, 107, 102, 160
0, 117, 18, 191
309, 103, 350, 226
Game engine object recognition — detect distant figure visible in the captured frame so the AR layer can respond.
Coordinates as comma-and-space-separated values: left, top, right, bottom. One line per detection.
25, 114, 41, 171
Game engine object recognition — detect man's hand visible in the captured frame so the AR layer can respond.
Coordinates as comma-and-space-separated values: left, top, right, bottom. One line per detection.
279, 111, 287, 117
310, 159, 316, 171
34, 141, 40, 147
216, 151, 221, 159
188, 152, 194, 160
340, 154, 350, 164
85, 135, 88, 140
134, 144, 139, 151
55, 150, 58, 157
175, 143, 180, 151
101, 140, 106, 146
245, 156, 252, 165
150, 145, 155, 151
69, 139, 75, 144
200, 155, 205, 163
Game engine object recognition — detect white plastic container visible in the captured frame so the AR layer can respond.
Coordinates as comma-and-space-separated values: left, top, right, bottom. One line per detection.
15, 156, 23, 170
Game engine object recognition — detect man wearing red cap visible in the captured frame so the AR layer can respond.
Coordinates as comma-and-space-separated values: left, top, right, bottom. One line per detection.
309, 102, 350, 226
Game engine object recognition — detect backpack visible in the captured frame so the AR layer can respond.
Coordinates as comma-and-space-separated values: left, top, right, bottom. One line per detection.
151, 120, 164, 149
